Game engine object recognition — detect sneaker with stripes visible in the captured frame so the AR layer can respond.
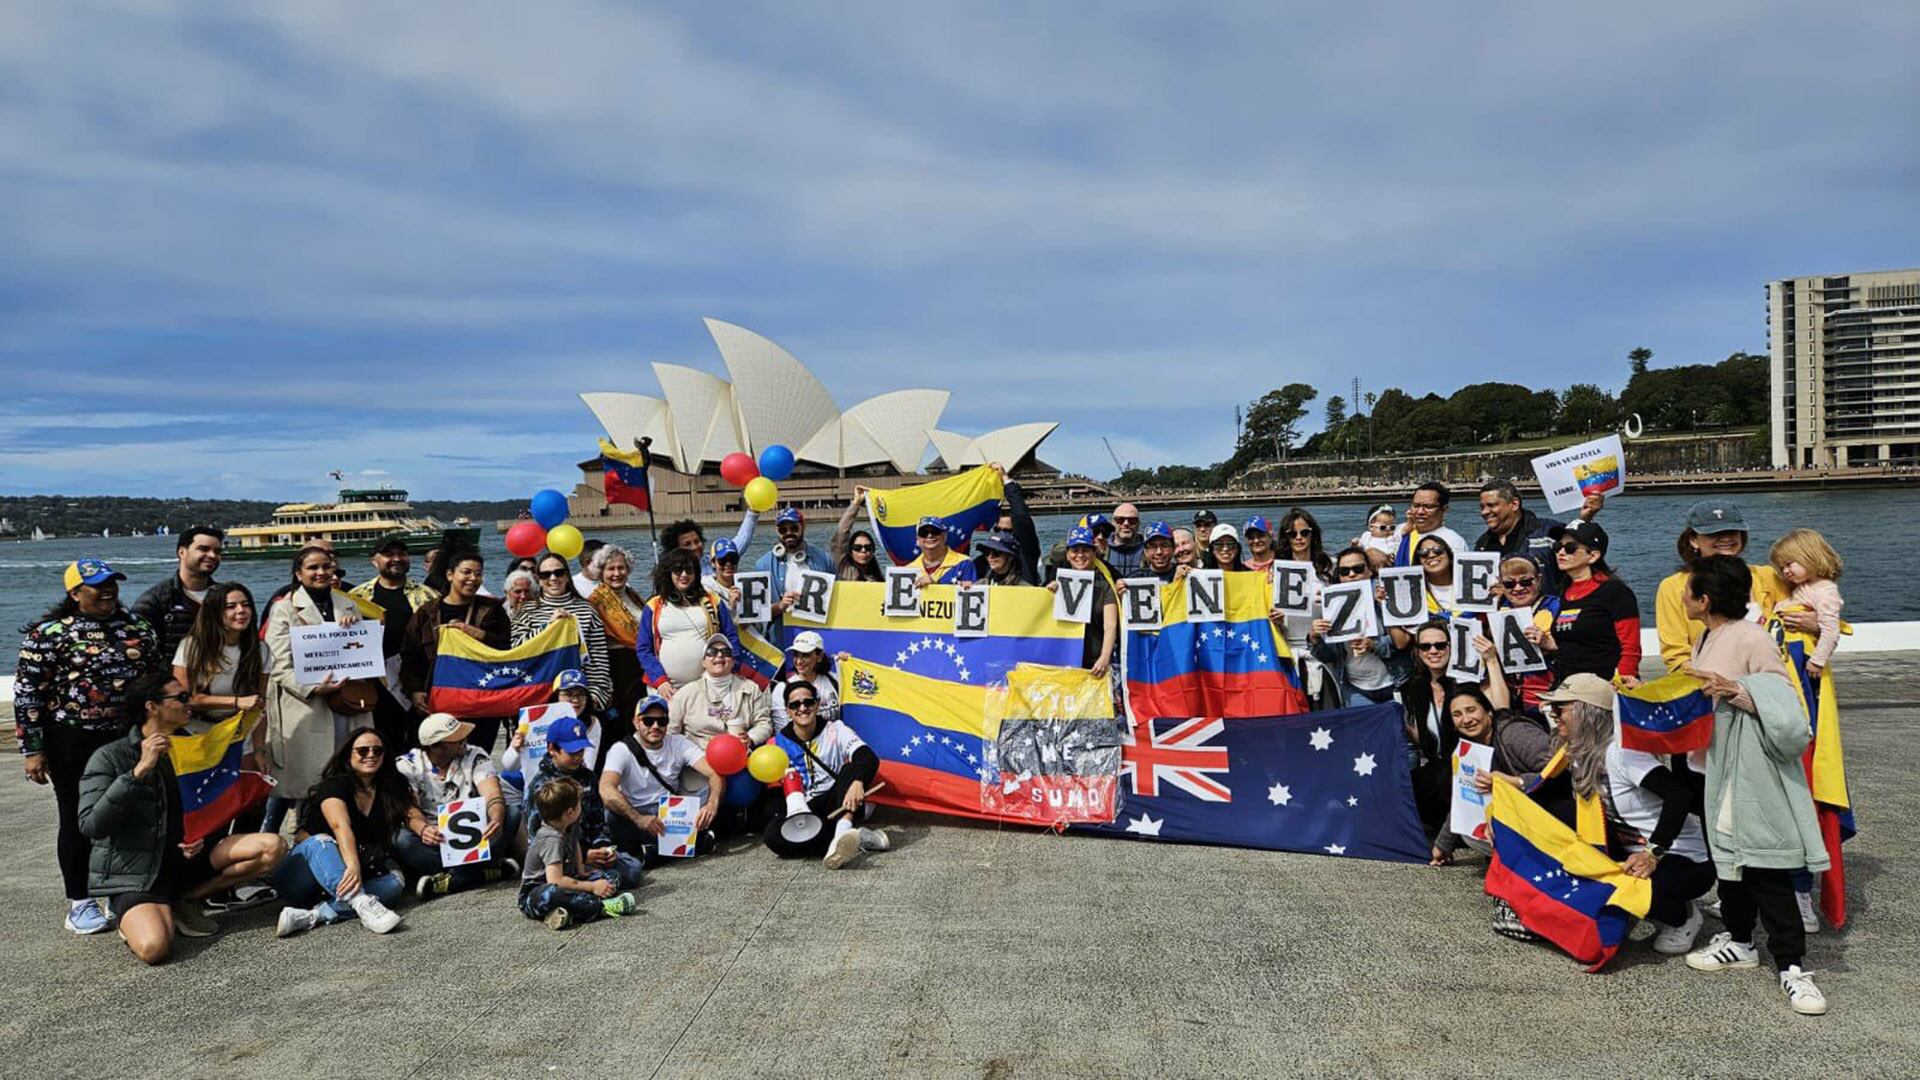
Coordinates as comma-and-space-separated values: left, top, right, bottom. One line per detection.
1685, 932, 1760, 972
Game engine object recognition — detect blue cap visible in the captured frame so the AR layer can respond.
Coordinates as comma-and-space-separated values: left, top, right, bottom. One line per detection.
916, 515, 946, 534
1082, 513, 1113, 533
975, 530, 1018, 555
1066, 525, 1096, 549
1685, 499, 1746, 535
637, 694, 669, 717
547, 715, 593, 753
775, 507, 805, 525
63, 559, 126, 592
1143, 521, 1173, 542
552, 669, 589, 693
711, 538, 740, 562
1244, 515, 1271, 536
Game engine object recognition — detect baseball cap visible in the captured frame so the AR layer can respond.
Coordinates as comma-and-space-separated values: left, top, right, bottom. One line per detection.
1684, 499, 1747, 536
789, 630, 826, 654
373, 533, 411, 555
418, 712, 476, 747
705, 632, 735, 655
1066, 525, 1096, 549
1208, 523, 1241, 545
63, 559, 125, 592
710, 538, 740, 563
1548, 519, 1609, 555
1083, 513, 1113, 534
552, 668, 589, 693
975, 531, 1018, 555
1193, 508, 1218, 523
1541, 673, 1615, 711
916, 515, 947, 536
636, 694, 669, 717
775, 507, 805, 525
1143, 521, 1174, 543
546, 715, 594, 754
1244, 515, 1272, 536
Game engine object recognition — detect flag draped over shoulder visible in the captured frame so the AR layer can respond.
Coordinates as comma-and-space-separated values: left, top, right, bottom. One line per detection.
170, 711, 271, 845
598, 438, 652, 512
1123, 572, 1308, 721
814, 581, 1081, 688
429, 618, 581, 717
1774, 618, 1854, 928
1078, 702, 1426, 862
865, 466, 1004, 565
1615, 672, 1716, 754
1485, 781, 1651, 971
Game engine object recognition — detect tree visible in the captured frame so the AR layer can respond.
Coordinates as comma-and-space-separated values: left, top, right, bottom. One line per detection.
1325, 395, 1347, 430
1558, 384, 1620, 434
1629, 347, 1653, 378
1234, 383, 1318, 469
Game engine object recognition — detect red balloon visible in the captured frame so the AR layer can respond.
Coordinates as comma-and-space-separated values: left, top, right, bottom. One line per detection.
719, 452, 759, 488
705, 733, 749, 776
505, 520, 548, 558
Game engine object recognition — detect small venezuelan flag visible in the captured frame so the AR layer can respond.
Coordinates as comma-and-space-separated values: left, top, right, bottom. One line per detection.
1615, 672, 1715, 754
430, 617, 581, 717
170, 711, 272, 845
734, 622, 785, 689
598, 438, 652, 513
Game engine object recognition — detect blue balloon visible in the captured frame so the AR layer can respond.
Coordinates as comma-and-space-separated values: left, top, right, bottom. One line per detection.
529, 488, 570, 528
758, 444, 796, 482
723, 775, 764, 807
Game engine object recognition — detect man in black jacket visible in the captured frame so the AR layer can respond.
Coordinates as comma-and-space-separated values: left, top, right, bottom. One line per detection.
1472, 480, 1603, 596
77, 671, 285, 964
130, 526, 225, 666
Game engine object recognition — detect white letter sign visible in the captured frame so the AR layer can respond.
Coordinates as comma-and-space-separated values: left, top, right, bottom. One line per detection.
735, 572, 772, 625
1053, 570, 1095, 624
1186, 569, 1225, 623
787, 569, 836, 625
1377, 567, 1428, 629
1454, 552, 1500, 614
882, 565, 920, 619
1319, 580, 1376, 643
1120, 579, 1163, 633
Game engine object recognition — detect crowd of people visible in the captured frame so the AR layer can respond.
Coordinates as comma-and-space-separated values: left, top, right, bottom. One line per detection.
12, 474, 1849, 1014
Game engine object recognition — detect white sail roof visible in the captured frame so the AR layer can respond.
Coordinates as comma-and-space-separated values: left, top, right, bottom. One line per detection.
927, 423, 1058, 470
704, 318, 840, 458
840, 389, 950, 472
652, 363, 746, 467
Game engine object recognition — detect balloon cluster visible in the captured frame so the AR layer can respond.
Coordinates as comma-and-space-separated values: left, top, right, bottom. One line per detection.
505, 488, 582, 559
720, 445, 795, 513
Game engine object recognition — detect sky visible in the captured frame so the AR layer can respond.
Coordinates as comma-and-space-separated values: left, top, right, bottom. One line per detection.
2, 2, 1916, 501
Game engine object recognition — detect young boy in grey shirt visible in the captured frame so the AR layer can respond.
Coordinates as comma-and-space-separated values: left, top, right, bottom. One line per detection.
518, 778, 639, 930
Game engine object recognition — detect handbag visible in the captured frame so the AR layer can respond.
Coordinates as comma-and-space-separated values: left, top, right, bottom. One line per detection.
325, 678, 381, 715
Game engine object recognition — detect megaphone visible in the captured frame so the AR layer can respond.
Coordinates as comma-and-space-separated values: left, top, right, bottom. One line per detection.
777, 770, 823, 846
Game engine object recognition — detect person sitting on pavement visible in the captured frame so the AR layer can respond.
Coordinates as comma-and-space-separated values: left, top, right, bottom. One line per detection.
751, 681, 888, 869
599, 696, 723, 860
519, 778, 639, 931
1426, 684, 1553, 866
76, 671, 288, 963
526, 716, 644, 894
394, 713, 522, 898
271, 727, 414, 938
504, 669, 604, 778
668, 634, 772, 748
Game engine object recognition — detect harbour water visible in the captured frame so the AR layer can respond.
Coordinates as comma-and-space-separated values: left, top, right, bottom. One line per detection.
3, 487, 1914, 675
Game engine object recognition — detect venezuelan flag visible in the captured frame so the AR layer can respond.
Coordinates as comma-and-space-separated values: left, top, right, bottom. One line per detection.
598, 438, 652, 512
1574, 455, 1621, 496
1774, 617, 1855, 928
1123, 572, 1308, 720
429, 617, 581, 717
1615, 672, 1715, 754
840, 657, 998, 820
865, 465, 1004, 565
810, 581, 1082, 688
1485, 781, 1651, 971
1392, 527, 1423, 568
170, 711, 272, 845
735, 622, 785, 689
983, 663, 1120, 825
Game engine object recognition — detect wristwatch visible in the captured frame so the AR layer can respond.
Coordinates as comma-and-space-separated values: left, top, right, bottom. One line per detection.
1648, 845, 1668, 861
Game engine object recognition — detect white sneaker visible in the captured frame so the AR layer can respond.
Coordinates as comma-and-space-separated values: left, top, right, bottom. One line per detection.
276, 906, 318, 938
349, 893, 403, 934
1796, 890, 1820, 934
1780, 965, 1828, 1015
1653, 902, 1705, 955
822, 828, 864, 870
1700, 897, 1722, 920
858, 828, 891, 852
1686, 931, 1760, 972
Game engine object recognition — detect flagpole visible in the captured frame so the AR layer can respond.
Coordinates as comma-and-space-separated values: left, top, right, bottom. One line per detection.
635, 437, 660, 557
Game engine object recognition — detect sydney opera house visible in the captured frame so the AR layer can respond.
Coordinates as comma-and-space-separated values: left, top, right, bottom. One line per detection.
571, 319, 1103, 523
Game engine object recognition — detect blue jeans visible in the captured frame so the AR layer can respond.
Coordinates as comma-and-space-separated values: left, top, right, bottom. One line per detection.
518, 870, 618, 922
271, 836, 405, 923
390, 804, 525, 891
260, 794, 300, 834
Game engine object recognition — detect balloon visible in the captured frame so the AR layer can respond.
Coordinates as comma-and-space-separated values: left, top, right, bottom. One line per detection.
529, 489, 570, 528
747, 743, 791, 784
743, 476, 778, 513
545, 523, 585, 560
505, 521, 547, 558
723, 775, 763, 807
758, 444, 795, 482
720, 452, 759, 488
705, 733, 749, 776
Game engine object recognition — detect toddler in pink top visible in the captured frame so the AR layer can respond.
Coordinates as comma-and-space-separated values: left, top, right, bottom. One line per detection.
1769, 529, 1844, 680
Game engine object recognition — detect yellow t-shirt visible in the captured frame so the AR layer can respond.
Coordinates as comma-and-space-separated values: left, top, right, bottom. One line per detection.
1653, 563, 1788, 674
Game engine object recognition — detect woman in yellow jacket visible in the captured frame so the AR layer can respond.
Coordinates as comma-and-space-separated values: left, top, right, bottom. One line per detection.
1653, 499, 1812, 673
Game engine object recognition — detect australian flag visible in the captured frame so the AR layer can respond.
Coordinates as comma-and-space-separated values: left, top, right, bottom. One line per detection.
1078, 702, 1428, 863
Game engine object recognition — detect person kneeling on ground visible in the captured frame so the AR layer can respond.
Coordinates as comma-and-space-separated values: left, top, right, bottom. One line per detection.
599, 696, 723, 861
394, 712, 522, 898
520, 778, 638, 930
527, 716, 643, 892
77, 671, 288, 964
750, 681, 888, 869
271, 728, 414, 937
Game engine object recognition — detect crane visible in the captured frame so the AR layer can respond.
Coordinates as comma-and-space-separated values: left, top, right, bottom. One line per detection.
1102, 436, 1129, 477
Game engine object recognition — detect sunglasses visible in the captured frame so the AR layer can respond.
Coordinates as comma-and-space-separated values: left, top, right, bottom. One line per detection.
1416, 641, 1449, 653
1502, 575, 1538, 589
537, 568, 570, 579
1336, 563, 1369, 578
158, 691, 191, 705
787, 698, 819, 711
1286, 528, 1314, 539
705, 648, 734, 659
850, 543, 874, 553
353, 744, 386, 758
1113, 516, 1139, 525
776, 523, 803, 531
638, 714, 670, 728
1556, 542, 1585, 555
1417, 548, 1448, 560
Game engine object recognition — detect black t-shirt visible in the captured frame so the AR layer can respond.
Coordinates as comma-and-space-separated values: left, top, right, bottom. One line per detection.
1550, 575, 1638, 681
1081, 576, 1117, 669
372, 584, 413, 658
299, 773, 397, 864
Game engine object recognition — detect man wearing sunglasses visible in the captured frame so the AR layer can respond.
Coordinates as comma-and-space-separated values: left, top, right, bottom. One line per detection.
1473, 478, 1604, 596
755, 507, 835, 642
1105, 503, 1147, 577
913, 516, 979, 586
754, 681, 887, 869
599, 695, 723, 861
1392, 482, 1468, 567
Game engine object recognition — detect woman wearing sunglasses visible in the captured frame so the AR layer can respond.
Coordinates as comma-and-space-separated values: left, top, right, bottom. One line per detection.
1493, 555, 1558, 713
1307, 547, 1408, 708
829, 486, 886, 582
511, 553, 614, 731
271, 728, 416, 937
1536, 521, 1642, 687
1395, 620, 1510, 838
636, 547, 745, 705
668, 634, 771, 749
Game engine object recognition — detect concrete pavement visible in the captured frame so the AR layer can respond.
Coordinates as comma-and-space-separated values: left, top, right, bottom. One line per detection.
3, 657, 1917, 1079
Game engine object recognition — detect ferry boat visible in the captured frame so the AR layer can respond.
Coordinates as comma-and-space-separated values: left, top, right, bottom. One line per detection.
226, 488, 479, 560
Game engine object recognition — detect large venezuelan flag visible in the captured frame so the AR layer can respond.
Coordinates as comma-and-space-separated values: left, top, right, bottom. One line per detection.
811, 581, 1082, 688
429, 618, 581, 717
1615, 672, 1716, 754
865, 465, 1004, 565
1774, 619, 1854, 928
839, 657, 1000, 820
1123, 572, 1308, 720
1485, 781, 1651, 971
170, 711, 272, 845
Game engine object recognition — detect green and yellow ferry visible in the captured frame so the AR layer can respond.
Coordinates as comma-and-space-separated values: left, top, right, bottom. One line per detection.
225, 488, 479, 560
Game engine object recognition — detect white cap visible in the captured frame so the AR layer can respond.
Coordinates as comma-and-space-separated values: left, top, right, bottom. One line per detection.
1208, 523, 1240, 545
788, 630, 826, 654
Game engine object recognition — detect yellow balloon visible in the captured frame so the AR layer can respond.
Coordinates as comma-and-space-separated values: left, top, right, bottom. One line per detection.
747, 743, 791, 784
743, 476, 779, 513
545, 523, 585, 560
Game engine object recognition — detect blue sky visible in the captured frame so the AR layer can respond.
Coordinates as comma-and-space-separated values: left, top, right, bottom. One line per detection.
2, 2, 1916, 500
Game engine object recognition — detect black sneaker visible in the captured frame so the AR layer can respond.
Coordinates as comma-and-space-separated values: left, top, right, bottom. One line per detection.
202, 883, 278, 912
1491, 898, 1540, 942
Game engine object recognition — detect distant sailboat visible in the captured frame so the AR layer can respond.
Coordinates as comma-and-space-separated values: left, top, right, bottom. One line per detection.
101, 528, 110, 538
32, 526, 49, 541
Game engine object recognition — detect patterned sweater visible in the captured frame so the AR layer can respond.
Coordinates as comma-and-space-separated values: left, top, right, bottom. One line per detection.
14, 608, 158, 754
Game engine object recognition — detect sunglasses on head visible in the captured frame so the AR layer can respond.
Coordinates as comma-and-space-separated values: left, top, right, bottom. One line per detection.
537, 568, 570, 579
1502, 575, 1537, 589
639, 713, 670, 728
353, 744, 385, 758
